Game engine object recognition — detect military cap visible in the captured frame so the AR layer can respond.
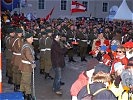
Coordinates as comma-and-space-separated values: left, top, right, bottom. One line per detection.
7, 26, 14, 33
41, 31, 47, 35
15, 28, 23, 33
45, 29, 53, 33
25, 32, 33, 39
98, 28, 103, 34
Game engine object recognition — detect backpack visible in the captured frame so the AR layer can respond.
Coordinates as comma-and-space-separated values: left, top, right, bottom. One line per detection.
81, 84, 107, 100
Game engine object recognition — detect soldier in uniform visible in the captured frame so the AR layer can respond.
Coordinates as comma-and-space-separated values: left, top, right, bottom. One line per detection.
39, 31, 46, 74
11, 28, 24, 91
66, 24, 76, 62
5, 26, 15, 84
32, 25, 40, 60
44, 29, 53, 79
19, 32, 36, 100
77, 27, 88, 61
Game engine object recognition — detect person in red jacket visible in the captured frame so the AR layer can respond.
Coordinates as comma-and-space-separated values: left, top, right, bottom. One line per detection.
111, 45, 128, 74
70, 58, 99, 100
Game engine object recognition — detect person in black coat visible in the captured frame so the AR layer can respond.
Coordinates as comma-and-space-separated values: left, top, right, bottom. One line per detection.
51, 33, 68, 95
89, 64, 117, 100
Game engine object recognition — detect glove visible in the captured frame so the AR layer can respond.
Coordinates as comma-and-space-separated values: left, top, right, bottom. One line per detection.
32, 63, 36, 69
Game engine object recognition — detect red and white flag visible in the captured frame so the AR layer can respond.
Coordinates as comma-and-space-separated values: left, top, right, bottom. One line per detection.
45, 7, 55, 21
71, 1, 86, 13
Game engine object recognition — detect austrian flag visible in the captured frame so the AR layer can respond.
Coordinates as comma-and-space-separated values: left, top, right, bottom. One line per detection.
71, 1, 86, 13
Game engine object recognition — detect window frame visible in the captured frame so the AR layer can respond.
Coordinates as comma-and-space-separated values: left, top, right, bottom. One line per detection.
102, 2, 109, 12
60, 0, 67, 11
38, 0, 45, 9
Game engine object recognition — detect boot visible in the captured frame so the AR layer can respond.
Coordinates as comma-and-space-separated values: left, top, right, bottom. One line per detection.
16, 85, 20, 91
44, 73, 48, 79
83, 57, 87, 62
60, 81, 65, 85
71, 57, 76, 62
14, 84, 17, 91
68, 57, 72, 62
22, 92, 26, 99
26, 94, 33, 100
8, 77, 13, 84
45, 73, 54, 80
40, 69, 44, 74
81, 57, 84, 61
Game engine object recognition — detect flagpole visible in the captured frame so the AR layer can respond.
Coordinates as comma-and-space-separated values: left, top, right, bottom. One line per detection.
12, 0, 14, 11
19, 0, 22, 14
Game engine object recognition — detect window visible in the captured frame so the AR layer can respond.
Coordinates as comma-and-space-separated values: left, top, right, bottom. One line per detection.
38, 0, 45, 9
103, 2, 108, 12
61, 0, 67, 10
82, 1, 88, 11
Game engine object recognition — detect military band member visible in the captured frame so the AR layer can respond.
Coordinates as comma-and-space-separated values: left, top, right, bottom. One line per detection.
44, 29, 54, 79
39, 31, 46, 74
19, 32, 36, 100
5, 26, 15, 84
77, 27, 88, 61
12, 28, 24, 91
66, 25, 76, 62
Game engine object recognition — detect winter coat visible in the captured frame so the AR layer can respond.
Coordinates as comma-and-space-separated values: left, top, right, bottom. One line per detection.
109, 82, 133, 100
89, 82, 117, 100
51, 39, 67, 68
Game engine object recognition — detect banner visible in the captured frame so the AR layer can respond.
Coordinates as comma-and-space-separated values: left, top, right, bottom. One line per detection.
45, 7, 55, 21
71, 1, 86, 13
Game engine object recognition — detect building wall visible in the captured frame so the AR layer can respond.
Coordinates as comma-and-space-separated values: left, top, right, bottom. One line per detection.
13, 0, 133, 19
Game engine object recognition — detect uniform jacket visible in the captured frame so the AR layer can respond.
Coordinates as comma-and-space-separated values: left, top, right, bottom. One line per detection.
19, 42, 35, 73
45, 36, 52, 66
12, 36, 23, 67
51, 39, 67, 68
77, 31, 88, 47
5, 36, 14, 59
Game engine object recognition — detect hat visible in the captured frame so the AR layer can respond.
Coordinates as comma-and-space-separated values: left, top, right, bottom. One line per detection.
128, 57, 133, 66
45, 29, 53, 33
100, 45, 107, 52
98, 28, 103, 34
111, 45, 118, 51
15, 28, 23, 33
41, 31, 46, 35
123, 42, 133, 48
94, 63, 111, 74
86, 58, 99, 70
114, 62, 125, 72
7, 26, 14, 33
25, 32, 33, 39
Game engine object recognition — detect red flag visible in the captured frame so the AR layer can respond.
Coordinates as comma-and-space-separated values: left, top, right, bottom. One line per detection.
45, 7, 55, 21
71, 1, 86, 13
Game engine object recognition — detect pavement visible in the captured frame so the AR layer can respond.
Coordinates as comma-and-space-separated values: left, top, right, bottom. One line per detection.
2, 52, 92, 100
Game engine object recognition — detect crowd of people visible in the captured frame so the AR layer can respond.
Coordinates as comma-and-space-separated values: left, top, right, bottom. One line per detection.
1, 10, 133, 100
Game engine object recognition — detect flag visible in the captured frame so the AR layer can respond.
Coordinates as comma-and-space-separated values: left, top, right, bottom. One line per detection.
71, 1, 86, 13
1, 0, 19, 11
45, 7, 55, 21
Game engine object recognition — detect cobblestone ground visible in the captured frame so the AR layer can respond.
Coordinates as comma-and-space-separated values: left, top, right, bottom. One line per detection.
2, 52, 92, 100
